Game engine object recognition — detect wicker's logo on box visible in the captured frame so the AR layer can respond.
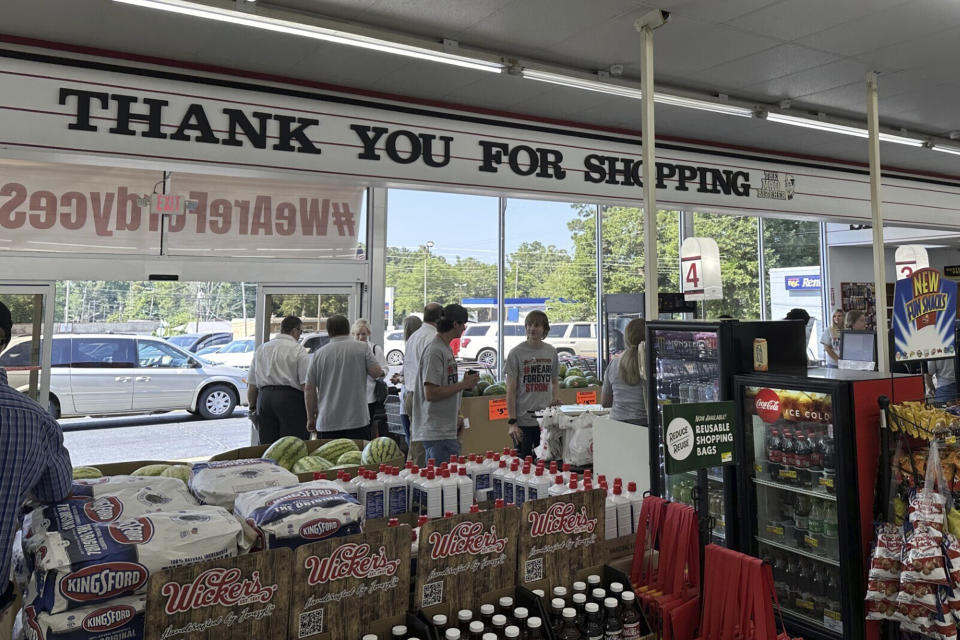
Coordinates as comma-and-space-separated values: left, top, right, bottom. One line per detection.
755, 388, 781, 423
160, 568, 279, 615
527, 502, 597, 538
428, 521, 509, 560
304, 543, 401, 585
108, 517, 154, 545
82, 604, 137, 632
60, 562, 149, 602
84, 496, 124, 522
299, 518, 341, 540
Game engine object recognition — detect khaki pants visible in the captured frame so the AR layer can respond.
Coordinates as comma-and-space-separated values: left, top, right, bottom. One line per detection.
407, 440, 426, 467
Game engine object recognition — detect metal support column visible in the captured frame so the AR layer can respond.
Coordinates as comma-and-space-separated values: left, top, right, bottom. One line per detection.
368, 187, 388, 345
819, 222, 831, 334
640, 26, 658, 321
758, 217, 767, 320
867, 71, 890, 373
595, 204, 604, 378
497, 197, 506, 376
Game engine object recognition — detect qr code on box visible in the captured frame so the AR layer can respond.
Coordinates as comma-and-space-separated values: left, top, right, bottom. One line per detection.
299, 608, 324, 638
524, 558, 544, 583
422, 581, 443, 607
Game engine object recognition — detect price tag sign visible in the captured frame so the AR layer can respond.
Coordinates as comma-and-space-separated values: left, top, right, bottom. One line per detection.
488, 398, 508, 420
804, 535, 819, 548
576, 390, 597, 404
680, 237, 723, 301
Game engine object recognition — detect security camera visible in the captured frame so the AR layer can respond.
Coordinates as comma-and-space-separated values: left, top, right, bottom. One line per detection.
634, 9, 670, 31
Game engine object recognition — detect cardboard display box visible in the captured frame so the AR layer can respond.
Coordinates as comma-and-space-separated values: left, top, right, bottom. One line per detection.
209, 438, 367, 462
91, 459, 183, 475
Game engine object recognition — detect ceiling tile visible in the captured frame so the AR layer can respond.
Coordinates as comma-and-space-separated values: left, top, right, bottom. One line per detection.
689, 44, 838, 90
860, 25, 960, 71
730, 0, 911, 42
672, 0, 783, 24
744, 59, 869, 100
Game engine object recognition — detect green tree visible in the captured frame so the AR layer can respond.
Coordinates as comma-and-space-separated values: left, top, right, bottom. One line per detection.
693, 213, 761, 319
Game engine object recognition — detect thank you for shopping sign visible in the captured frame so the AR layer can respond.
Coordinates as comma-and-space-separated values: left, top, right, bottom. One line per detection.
892, 268, 957, 361
663, 401, 736, 474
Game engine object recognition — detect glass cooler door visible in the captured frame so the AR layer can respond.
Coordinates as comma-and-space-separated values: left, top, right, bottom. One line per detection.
742, 383, 844, 637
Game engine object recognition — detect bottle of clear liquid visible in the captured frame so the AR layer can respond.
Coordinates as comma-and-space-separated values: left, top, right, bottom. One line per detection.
360, 470, 386, 521
337, 471, 359, 500
808, 500, 824, 539
386, 467, 408, 517
625, 482, 642, 534
422, 469, 444, 519
456, 467, 474, 514
441, 469, 459, 516
410, 467, 425, 514
493, 460, 509, 502
516, 464, 531, 507
612, 486, 632, 538
504, 460, 520, 505
528, 467, 551, 501
604, 489, 618, 540
549, 475, 568, 497
824, 504, 838, 538
468, 454, 491, 499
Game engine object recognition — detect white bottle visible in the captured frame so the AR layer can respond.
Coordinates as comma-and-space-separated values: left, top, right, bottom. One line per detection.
503, 461, 520, 505
440, 469, 459, 516
409, 468, 424, 514
515, 465, 531, 507
360, 471, 386, 521
351, 469, 366, 488
386, 467, 408, 517
604, 488, 618, 539
456, 467, 474, 514
422, 470, 444, 519
492, 459, 508, 502
561, 462, 572, 484
469, 455, 492, 499
336, 471, 359, 500
528, 467, 551, 502
469, 622, 484, 638
579, 470, 593, 491
445, 629, 461, 640
548, 475, 568, 497
612, 484, 632, 537
398, 461, 415, 481
626, 481, 643, 534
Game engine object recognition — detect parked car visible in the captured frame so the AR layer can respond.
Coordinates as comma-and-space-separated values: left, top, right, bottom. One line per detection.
457, 321, 598, 365
195, 344, 226, 356
0, 334, 247, 419
300, 331, 330, 354
205, 337, 256, 369
384, 330, 405, 365
166, 332, 233, 353
546, 322, 598, 357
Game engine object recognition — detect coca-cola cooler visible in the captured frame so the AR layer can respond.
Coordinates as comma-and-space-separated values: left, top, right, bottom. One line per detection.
733, 369, 924, 640
646, 320, 807, 548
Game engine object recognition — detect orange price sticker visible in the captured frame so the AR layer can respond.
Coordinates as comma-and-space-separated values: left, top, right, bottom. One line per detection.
488, 398, 509, 421
576, 390, 597, 404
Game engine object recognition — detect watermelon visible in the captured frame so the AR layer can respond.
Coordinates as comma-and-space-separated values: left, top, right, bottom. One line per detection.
565, 376, 588, 388
315, 438, 360, 463
482, 384, 506, 396
475, 380, 490, 395
361, 437, 403, 465
558, 378, 568, 389
462, 389, 475, 397
565, 368, 584, 378
263, 436, 308, 470
336, 451, 363, 466
131, 464, 170, 477
292, 456, 335, 474
160, 464, 192, 485
586, 376, 599, 386
72, 466, 102, 480
480, 373, 496, 385
558, 364, 568, 378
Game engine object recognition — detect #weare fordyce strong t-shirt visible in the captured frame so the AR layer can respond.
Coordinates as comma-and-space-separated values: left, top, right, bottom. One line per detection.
505, 341, 559, 427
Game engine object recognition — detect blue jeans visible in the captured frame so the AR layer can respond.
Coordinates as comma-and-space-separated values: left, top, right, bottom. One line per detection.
936, 383, 958, 403
420, 439, 460, 466
401, 414, 411, 447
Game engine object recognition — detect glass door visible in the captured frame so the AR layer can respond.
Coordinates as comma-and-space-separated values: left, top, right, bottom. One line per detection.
0, 281, 56, 413
255, 284, 362, 348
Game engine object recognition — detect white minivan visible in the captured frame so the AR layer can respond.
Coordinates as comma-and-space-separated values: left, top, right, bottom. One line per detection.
457, 321, 598, 365
0, 334, 248, 419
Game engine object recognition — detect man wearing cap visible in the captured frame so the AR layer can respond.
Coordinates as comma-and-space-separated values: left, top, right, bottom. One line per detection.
0, 302, 73, 620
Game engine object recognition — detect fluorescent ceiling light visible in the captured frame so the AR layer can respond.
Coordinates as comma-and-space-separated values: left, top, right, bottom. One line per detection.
765, 112, 924, 147
931, 144, 960, 156
523, 69, 753, 117
112, 0, 504, 73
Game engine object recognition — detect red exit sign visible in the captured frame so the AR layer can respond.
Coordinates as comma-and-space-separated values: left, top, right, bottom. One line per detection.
151, 194, 185, 215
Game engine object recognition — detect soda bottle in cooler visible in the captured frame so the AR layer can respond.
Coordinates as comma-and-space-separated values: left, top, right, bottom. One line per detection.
794, 495, 811, 547
779, 431, 796, 485
808, 500, 824, 541
785, 556, 800, 609
820, 433, 837, 495
794, 433, 812, 489
771, 551, 788, 604
766, 429, 783, 478
811, 563, 827, 619
797, 560, 815, 613
807, 429, 823, 472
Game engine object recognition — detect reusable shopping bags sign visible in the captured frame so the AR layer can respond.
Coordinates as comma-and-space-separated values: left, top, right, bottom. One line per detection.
892, 267, 958, 361
662, 401, 737, 474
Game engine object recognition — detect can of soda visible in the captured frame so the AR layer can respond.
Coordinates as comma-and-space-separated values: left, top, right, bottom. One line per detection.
754, 338, 769, 372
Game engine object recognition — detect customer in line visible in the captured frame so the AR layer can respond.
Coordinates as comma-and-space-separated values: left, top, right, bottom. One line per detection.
0, 302, 72, 621
820, 308, 844, 367
247, 315, 311, 444
393, 315, 423, 448
411, 304, 479, 465
352, 317, 389, 437
403, 303, 442, 465
305, 314, 383, 439
845, 309, 868, 330
927, 358, 957, 403
601, 317, 648, 426
505, 311, 560, 459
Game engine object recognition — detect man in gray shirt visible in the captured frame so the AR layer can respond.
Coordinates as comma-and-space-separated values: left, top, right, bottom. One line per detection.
412, 304, 478, 464
305, 314, 384, 439
402, 303, 442, 464
505, 311, 560, 459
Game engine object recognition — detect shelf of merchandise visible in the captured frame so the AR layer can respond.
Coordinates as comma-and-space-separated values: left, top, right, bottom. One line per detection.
752, 477, 837, 502
784, 607, 831, 632
757, 536, 840, 567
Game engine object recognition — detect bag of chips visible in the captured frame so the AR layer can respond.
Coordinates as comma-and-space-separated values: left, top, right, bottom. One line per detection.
902, 524, 949, 585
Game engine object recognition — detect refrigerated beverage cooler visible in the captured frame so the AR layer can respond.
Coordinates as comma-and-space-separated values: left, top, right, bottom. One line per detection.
734, 369, 924, 640
646, 320, 807, 547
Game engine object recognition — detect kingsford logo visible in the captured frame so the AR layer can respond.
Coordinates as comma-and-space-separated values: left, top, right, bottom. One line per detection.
299, 518, 340, 539
266, 488, 338, 508
528, 502, 598, 538
82, 605, 136, 632
84, 497, 123, 522
108, 517, 154, 545
61, 562, 148, 601
304, 543, 401, 585
160, 568, 278, 615
755, 388, 782, 423
428, 521, 509, 560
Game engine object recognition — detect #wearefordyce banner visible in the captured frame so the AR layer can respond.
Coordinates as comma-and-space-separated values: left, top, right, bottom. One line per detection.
893, 268, 958, 361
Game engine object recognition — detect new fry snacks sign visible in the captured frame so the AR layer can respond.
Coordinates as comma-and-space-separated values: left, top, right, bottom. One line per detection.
893, 268, 957, 362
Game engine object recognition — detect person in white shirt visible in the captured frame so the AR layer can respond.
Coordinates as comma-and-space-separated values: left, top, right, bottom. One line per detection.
352, 317, 389, 436
247, 315, 311, 445
402, 303, 442, 464
820, 309, 844, 367
393, 315, 423, 447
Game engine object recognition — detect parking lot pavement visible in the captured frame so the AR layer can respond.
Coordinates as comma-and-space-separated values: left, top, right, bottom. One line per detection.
61, 408, 255, 467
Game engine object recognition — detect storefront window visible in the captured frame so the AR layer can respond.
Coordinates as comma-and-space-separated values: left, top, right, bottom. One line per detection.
764, 219, 822, 358
692, 212, 761, 320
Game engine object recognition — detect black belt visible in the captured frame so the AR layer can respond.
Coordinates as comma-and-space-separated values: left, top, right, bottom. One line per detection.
261, 385, 302, 392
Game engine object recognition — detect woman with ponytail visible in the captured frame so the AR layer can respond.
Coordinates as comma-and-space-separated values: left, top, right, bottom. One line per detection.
601, 318, 648, 425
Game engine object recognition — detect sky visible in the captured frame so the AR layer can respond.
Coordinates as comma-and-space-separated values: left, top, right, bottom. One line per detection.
386, 189, 591, 263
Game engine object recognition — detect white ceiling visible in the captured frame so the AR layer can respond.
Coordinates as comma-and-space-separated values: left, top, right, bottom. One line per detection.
5, 0, 960, 178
